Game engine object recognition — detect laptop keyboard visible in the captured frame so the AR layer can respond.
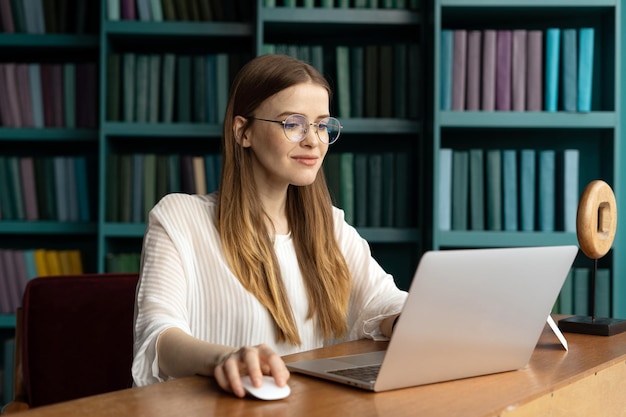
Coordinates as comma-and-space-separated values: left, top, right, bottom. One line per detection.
328, 364, 381, 383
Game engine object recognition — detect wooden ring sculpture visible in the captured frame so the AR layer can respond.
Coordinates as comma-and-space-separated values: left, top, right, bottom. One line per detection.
576, 180, 617, 259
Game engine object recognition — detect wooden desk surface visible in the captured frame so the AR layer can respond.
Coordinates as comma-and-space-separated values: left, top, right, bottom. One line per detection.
15, 319, 626, 417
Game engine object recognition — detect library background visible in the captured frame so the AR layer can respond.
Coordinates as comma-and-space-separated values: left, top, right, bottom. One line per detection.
0, 0, 623, 407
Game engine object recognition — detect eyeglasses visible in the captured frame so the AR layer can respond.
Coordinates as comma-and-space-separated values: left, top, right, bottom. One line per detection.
249, 114, 342, 144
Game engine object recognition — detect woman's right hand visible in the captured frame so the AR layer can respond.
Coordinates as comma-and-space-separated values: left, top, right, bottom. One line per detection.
213, 343, 290, 398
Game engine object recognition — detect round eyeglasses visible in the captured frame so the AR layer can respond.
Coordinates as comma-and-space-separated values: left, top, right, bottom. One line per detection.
249, 114, 342, 144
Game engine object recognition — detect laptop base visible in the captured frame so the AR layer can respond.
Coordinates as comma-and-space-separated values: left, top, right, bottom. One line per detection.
558, 316, 626, 336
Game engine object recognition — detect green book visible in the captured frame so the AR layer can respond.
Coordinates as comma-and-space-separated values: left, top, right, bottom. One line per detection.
353, 153, 368, 227
156, 154, 169, 201
438, 148, 452, 231
502, 149, 518, 231
123, 52, 136, 122
106, 154, 119, 222
368, 153, 383, 227
0, 156, 15, 220
573, 267, 590, 316
106, 53, 121, 121
131, 153, 145, 223
7, 156, 25, 220
119, 154, 133, 223
469, 149, 484, 231
381, 152, 395, 227
150, 0, 163, 21
161, 53, 176, 123
519, 149, 536, 232
63, 63, 76, 128
339, 153, 355, 225
135, 54, 149, 122
148, 54, 161, 123
538, 149, 555, 232
43, 157, 57, 220
378, 44, 393, 118
177, 55, 192, 122
323, 152, 341, 207
394, 152, 410, 228
451, 150, 468, 230
193, 55, 207, 123
168, 154, 181, 193
161, 0, 177, 20
335, 46, 351, 118
486, 149, 502, 231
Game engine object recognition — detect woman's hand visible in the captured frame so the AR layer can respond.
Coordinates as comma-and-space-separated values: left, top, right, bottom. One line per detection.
213, 344, 290, 398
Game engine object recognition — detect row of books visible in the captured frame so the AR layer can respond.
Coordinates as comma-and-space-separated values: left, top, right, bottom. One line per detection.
323, 151, 413, 228
2, 337, 14, 404
106, 252, 140, 273
0, 156, 93, 222
438, 148, 579, 233
264, 43, 419, 120
107, 52, 250, 124
107, 0, 252, 22
554, 267, 611, 318
0, 248, 84, 314
0, 0, 96, 33
263, 0, 419, 8
106, 153, 221, 223
0, 62, 97, 129
441, 27, 595, 112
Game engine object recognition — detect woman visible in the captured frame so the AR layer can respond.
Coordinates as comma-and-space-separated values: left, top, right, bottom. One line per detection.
132, 54, 407, 398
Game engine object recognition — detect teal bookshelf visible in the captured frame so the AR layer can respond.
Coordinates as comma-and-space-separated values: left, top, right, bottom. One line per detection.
432, 0, 624, 317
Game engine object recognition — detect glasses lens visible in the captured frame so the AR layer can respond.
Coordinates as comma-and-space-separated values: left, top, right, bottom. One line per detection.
283, 114, 307, 142
318, 117, 341, 144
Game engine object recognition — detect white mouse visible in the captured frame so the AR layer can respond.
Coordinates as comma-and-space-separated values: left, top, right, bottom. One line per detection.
240, 375, 291, 400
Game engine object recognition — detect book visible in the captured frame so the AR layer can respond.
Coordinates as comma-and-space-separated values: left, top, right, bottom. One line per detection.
573, 267, 590, 316
161, 53, 176, 123
149, 0, 163, 21
368, 153, 383, 227
0, 0, 15, 32
394, 151, 411, 228
364, 45, 379, 117
595, 268, 611, 318
107, 0, 120, 20
561, 28, 577, 112
392, 43, 407, 118
106, 53, 121, 121
63, 63, 76, 128
7, 156, 25, 220
180, 154, 195, 194
469, 148, 484, 230
545, 28, 561, 112
511, 30, 527, 111
106, 154, 119, 222
4, 62, 22, 126
438, 148, 452, 231
495, 30, 512, 111
143, 153, 157, 221
323, 152, 341, 207
381, 152, 395, 227
526, 30, 543, 111
502, 149, 518, 231
15, 63, 34, 127
538, 149, 556, 232
50, 64, 64, 127
148, 54, 161, 123
123, 52, 136, 122
135, 54, 149, 122
19, 156, 39, 220
350, 45, 365, 118
192, 155, 207, 194
353, 153, 368, 227
440, 29, 453, 111
451, 29, 467, 111
119, 154, 133, 222
451, 150, 469, 230
339, 152, 355, 225
481, 29, 496, 111
121, 0, 136, 20
65, 157, 79, 221
75, 156, 90, 221
465, 30, 481, 111
558, 268, 574, 314
578, 28, 594, 112
131, 153, 145, 222
205, 53, 217, 123
378, 44, 393, 118
519, 149, 536, 232
27, 64, 44, 127
335, 46, 351, 118
215, 53, 229, 122
192, 55, 207, 123
561, 149, 579, 233
486, 149, 502, 231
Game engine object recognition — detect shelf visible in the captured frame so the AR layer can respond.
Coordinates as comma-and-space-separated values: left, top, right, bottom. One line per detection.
103, 122, 222, 137
441, 0, 615, 7
437, 231, 579, 248
0, 222, 97, 235
0, 128, 98, 141
0, 314, 16, 329
439, 111, 616, 129
341, 119, 421, 135
104, 20, 253, 37
0, 34, 98, 48
102, 223, 147, 238
357, 227, 420, 243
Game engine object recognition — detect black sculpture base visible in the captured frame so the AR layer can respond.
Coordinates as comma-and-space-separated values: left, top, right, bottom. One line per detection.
558, 316, 626, 336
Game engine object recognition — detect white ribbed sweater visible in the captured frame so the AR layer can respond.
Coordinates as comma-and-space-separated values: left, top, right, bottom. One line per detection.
132, 193, 407, 386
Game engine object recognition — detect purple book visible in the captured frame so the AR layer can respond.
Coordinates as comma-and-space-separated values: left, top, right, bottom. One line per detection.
451, 29, 467, 111
526, 30, 543, 111
495, 30, 512, 111
481, 29, 496, 111
465, 30, 481, 111
20, 157, 39, 221
511, 30, 527, 111
0, 0, 15, 33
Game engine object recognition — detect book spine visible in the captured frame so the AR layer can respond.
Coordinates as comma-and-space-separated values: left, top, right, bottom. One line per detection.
545, 28, 561, 112
526, 30, 543, 111
438, 148, 452, 231
562, 28, 577, 112
440, 30, 453, 110
465, 30, 481, 111
481, 29, 496, 111
511, 30, 527, 111
577, 28, 594, 112
451, 29, 467, 111
495, 30, 512, 111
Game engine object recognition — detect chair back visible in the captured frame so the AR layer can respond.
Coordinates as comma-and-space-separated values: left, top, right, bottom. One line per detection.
20, 273, 139, 408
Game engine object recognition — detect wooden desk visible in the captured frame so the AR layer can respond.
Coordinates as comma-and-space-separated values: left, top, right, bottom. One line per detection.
13, 320, 626, 417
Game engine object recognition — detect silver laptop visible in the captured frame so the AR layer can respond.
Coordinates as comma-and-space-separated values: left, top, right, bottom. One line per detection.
287, 245, 578, 392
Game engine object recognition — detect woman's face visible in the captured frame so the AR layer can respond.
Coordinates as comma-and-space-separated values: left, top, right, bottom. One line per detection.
237, 82, 331, 194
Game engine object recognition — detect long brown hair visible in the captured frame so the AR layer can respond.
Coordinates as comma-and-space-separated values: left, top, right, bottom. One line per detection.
216, 54, 352, 345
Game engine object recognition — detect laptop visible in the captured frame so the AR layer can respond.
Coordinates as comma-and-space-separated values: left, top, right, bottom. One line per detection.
287, 245, 578, 392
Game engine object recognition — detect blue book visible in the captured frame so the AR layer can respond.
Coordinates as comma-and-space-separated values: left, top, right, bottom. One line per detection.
486, 149, 502, 231
502, 150, 518, 231
561, 29, 577, 112
205, 154, 217, 193
216, 53, 229, 123
438, 148, 453, 231
538, 150, 556, 232
205, 54, 218, 124
22, 249, 39, 280
75, 156, 91, 221
562, 149, 579, 233
469, 149, 484, 231
520, 149, 536, 232
545, 28, 561, 112
578, 28, 595, 112
440, 30, 453, 111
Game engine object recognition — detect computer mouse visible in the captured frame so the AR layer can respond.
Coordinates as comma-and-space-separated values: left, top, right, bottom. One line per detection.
240, 375, 291, 400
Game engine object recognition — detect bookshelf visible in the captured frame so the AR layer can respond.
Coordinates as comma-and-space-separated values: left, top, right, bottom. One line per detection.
0, 0, 423, 404
432, 0, 625, 317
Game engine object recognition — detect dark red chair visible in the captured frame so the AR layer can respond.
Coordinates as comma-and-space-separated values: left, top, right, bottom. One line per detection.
1, 273, 139, 413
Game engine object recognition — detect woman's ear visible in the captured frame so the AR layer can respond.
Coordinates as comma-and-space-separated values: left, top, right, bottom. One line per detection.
233, 115, 250, 147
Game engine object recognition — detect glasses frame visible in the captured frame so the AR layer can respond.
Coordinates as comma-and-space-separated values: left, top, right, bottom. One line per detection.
249, 114, 342, 144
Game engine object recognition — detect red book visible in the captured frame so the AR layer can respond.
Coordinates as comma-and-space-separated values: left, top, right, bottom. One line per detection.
15, 63, 34, 127
40, 64, 55, 127
0, 65, 12, 125
481, 29, 496, 111
0, 0, 15, 33
121, 0, 136, 20
495, 30, 512, 111
465, 30, 481, 111
451, 29, 467, 111
20, 157, 39, 220
4, 63, 22, 126
50, 64, 65, 127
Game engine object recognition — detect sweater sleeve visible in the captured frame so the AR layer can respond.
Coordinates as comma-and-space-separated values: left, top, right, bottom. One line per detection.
332, 208, 408, 342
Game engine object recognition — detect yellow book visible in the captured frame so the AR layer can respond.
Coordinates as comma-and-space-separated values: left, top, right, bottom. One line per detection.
58, 250, 73, 275
45, 250, 62, 276
68, 250, 84, 274
33, 249, 49, 277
